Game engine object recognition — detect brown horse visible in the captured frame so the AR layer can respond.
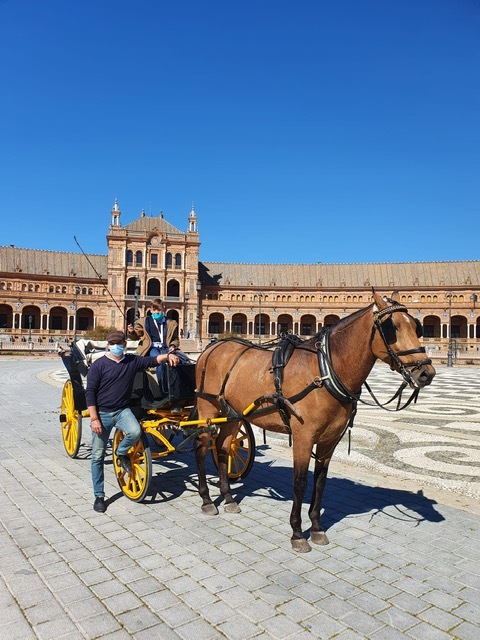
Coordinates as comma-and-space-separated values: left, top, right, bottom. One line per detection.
194, 291, 436, 552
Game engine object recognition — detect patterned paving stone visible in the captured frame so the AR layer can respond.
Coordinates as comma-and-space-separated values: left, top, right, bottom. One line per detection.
0, 358, 479, 639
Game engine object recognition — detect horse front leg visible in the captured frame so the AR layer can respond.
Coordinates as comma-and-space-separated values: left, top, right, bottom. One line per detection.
215, 424, 241, 513
308, 451, 331, 546
290, 447, 312, 552
194, 432, 218, 515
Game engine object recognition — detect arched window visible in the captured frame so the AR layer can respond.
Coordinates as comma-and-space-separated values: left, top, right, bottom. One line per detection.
147, 279, 160, 297
135, 251, 142, 266
175, 253, 182, 269
82, 287, 87, 295
165, 252, 172, 268
126, 250, 133, 266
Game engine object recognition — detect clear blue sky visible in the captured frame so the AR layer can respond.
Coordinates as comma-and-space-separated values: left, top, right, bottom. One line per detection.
0, 0, 478, 265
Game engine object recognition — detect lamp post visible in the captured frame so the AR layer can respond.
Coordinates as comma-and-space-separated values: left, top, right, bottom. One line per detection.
73, 286, 80, 341
257, 292, 264, 344
471, 294, 478, 309
196, 280, 202, 340
134, 277, 141, 321
184, 290, 190, 337
446, 292, 453, 367
28, 315, 33, 346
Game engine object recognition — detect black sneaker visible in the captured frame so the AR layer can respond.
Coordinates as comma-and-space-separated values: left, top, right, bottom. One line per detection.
94, 497, 106, 513
118, 454, 132, 474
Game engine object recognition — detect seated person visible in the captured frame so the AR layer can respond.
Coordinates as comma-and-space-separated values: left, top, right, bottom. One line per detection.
127, 298, 187, 407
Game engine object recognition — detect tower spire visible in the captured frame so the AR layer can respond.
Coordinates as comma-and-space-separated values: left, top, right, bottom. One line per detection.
188, 202, 197, 232
111, 198, 121, 227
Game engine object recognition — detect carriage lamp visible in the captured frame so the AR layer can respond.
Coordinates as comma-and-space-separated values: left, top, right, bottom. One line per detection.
446, 292, 453, 368
28, 315, 33, 345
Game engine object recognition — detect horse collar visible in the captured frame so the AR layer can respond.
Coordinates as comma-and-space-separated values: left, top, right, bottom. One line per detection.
317, 329, 361, 405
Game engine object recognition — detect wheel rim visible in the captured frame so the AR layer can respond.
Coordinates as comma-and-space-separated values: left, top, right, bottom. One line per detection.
61, 380, 82, 457
228, 421, 253, 479
211, 420, 255, 480
114, 431, 151, 501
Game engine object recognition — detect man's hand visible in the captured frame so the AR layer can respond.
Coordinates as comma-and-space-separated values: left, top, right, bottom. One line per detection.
157, 352, 180, 367
127, 323, 135, 333
91, 418, 103, 434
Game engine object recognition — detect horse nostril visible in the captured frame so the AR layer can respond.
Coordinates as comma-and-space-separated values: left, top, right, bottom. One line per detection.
419, 370, 434, 385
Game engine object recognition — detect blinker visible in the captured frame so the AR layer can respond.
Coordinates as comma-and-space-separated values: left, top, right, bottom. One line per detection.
380, 315, 423, 344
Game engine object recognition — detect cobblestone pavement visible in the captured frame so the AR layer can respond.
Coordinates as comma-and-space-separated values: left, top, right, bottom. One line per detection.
1, 358, 479, 639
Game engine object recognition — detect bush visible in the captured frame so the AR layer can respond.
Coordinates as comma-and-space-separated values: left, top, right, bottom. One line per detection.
83, 325, 118, 340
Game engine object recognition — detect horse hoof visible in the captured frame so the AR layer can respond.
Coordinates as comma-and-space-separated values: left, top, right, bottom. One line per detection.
310, 531, 329, 546
224, 502, 241, 514
291, 538, 311, 553
201, 504, 219, 516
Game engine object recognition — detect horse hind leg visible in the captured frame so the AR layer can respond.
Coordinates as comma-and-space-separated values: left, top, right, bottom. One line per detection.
194, 432, 218, 516
308, 453, 331, 546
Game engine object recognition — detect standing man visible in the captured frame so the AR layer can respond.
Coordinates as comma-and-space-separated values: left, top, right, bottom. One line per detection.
86, 330, 179, 513
127, 298, 179, 394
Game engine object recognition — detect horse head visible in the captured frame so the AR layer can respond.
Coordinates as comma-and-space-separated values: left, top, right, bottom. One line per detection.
371, 290, 436, 389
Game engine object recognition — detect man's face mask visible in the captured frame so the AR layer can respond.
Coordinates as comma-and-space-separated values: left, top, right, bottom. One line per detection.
109, 344, 125, 357
151, 311, 164, 320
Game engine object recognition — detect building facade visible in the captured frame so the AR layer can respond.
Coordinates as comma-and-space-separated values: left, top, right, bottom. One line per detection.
1, 201, 479, 361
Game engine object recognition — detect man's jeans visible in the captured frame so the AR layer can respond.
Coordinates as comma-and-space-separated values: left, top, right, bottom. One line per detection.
91, 407, 141, 498
149, 346, 169, 393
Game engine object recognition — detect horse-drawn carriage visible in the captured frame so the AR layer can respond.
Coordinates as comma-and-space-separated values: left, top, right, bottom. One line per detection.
59, 292, 436, 552
59, 339, 255, 502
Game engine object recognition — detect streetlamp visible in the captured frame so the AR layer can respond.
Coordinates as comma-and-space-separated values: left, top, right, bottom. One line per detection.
28, 315, 33, 346
73, 286, 80, 341
471, 294, 478, 309
184, 290, 190, 337
196, 280, 202, 340
446, 292, 453, 367
257, 292, 264, 344
134, 277, 141, 321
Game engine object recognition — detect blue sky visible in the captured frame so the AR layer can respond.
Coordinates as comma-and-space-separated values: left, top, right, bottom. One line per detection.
0, 0, 478, 265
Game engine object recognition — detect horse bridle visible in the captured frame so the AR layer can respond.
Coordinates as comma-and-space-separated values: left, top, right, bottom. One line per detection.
373, 304, 432, 389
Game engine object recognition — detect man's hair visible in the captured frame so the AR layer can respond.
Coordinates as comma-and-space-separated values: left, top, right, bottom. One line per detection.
151, 298, 163, 307
106, 330, 126, 344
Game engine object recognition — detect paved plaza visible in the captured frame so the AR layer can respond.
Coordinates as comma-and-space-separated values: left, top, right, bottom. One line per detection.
1, 357, 479, 639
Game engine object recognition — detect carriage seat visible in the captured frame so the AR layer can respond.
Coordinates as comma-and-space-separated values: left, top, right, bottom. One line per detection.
74, 339, 139, 365
134, 365, 196, 410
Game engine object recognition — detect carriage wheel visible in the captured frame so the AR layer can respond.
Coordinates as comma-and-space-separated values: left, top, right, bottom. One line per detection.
113, 431, 152, 502
211, 419, 255, 480
60, 380, 82, 458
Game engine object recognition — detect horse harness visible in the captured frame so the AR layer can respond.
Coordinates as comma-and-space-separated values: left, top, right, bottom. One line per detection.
196, 330, 361, 435
196, 301, 432, 441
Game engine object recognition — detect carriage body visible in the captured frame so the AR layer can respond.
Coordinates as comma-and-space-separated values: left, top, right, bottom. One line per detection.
58, 339, 255, 501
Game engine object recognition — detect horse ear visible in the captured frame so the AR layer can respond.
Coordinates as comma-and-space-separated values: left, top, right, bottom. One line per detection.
390, 290, 400, 301
372, 289, 388, 310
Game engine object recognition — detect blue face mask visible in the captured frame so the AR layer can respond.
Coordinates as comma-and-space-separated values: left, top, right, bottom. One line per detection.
109, 344, 125, 358
152, 312, 164, 321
